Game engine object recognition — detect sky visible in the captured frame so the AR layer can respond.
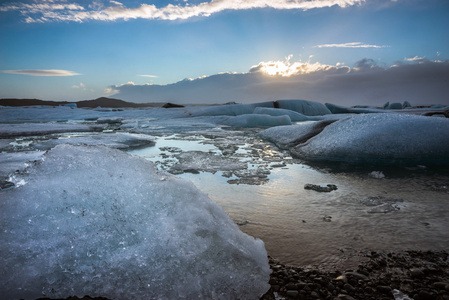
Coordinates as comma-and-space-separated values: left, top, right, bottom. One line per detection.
0, 0, 448, 106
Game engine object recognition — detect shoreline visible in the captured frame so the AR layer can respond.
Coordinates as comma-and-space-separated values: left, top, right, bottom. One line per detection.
35, 250, 449, 300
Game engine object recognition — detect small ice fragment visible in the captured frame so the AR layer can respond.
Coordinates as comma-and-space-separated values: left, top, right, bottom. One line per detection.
369, 171, 385, 179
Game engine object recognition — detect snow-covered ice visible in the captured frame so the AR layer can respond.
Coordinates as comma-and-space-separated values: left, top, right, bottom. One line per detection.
0, 144, 270, 300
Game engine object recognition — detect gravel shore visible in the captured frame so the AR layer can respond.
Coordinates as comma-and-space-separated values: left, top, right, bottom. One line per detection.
36, 250, 449, 300
262, 250, 449, 300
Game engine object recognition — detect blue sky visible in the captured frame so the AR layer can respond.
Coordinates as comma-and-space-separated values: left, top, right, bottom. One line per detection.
0, 0, 448, 105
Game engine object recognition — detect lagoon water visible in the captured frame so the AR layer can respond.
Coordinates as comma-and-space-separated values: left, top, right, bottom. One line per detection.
129, 132, 449, 268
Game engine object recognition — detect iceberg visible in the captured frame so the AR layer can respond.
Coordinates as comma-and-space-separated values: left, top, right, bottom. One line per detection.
325, 103, 386, 114
0, 123, 104, 138
290, 114, 449, 164
253, 107, 311, 122
30, 132, 155, 151
188, 102, 274, 117
275, 99, 331, 116
221, 114, 292, 128
0, 144, 270, 300
259, 120, 337, 149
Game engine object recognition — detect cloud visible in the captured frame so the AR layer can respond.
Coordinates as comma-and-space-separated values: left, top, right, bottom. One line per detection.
248, 55, 349, 77
138, 74, 158, 78
1, 69, 81, 76
1, 0, 365, 23
72, 82, 86, 89
314, 42, 388, 48
110, 58, 449, 107
404, 56, 424, 62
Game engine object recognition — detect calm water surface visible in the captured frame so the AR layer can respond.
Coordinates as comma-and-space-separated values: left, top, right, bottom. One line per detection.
129, 133, 449, 268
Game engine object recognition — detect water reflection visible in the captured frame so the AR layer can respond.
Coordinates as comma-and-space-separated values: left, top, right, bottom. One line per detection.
129, 132, 449, 268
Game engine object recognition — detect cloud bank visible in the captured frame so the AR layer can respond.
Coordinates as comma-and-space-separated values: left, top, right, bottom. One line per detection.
110, 58, 449, 107
1, 0, 365, 23
1, 69, 81, 76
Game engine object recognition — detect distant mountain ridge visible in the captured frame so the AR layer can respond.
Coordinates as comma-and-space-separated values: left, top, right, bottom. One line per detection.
0, 97, 182, 108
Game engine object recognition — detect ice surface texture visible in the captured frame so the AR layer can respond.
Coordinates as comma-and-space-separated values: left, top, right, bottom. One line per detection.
291, 114, 449, 164
0, 123, 105, 138
259, 120, 337, 149
222, 114, 292, 128
253, 107, 311, 122
0, 144, 270, 300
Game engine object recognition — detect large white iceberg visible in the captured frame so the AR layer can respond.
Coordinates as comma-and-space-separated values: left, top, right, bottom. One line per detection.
290, 114, 449, 164
0, 144, 270, 300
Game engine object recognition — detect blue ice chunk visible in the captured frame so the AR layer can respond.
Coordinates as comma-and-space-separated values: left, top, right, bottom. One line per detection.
387, 102, 403, 110
222, 114, 292, 128
325, 103, 386, 114
275, 99, 331, 116
253, 107, 311, 122
189, 102, 274, 117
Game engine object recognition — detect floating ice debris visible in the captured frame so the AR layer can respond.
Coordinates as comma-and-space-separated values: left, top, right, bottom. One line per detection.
290, 113, 449, 165
169, 151, 247, 174
369, 171, 385, 179
30, 132, 155, 151
360, 196, 403, 213
0, 144, 270, 300
0, 123, 105, 138
96, 117, 124, 124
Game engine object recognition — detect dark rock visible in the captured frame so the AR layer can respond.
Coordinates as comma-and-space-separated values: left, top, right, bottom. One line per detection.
286, 290, 299, 298
418, 290, 434, 300
377, 285, 392, 294
304, 183, 338, 192
410, 268, 425, 278
432, 282, 449, 290
343, 283, 356, 293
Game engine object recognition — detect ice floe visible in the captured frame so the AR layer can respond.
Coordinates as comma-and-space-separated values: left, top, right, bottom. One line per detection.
0, 123, 105, 138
